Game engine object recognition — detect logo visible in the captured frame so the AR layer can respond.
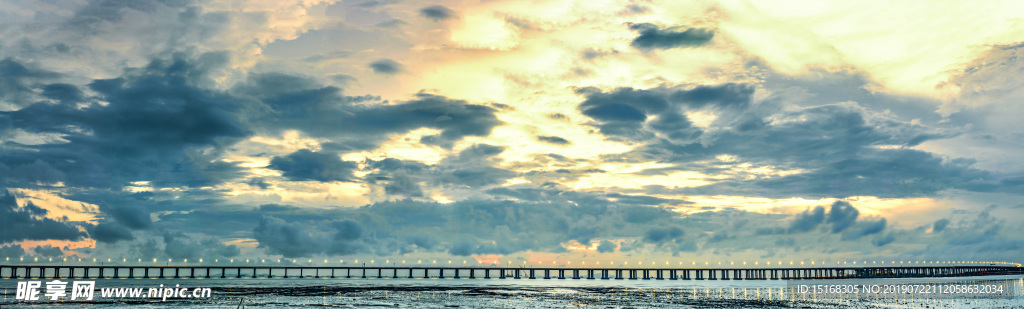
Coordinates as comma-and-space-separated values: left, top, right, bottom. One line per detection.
15, 280, 95, 301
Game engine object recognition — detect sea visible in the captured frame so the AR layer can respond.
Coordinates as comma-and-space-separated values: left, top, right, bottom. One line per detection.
1, 274, 1022, 308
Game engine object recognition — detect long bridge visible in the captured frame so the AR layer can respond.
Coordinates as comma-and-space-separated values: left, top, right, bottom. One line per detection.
2, 265, 1021, 281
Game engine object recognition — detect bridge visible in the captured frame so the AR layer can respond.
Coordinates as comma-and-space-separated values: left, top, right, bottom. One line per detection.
2, 265, 1021, 280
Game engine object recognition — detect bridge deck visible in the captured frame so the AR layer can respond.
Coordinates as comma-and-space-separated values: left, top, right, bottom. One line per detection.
1, 265, 1020, 280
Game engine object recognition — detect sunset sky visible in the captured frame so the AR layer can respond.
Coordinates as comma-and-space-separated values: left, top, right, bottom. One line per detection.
3, 0, 1024, 266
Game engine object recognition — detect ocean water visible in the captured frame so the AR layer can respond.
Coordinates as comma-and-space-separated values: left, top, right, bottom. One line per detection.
1, 274, 1022, 308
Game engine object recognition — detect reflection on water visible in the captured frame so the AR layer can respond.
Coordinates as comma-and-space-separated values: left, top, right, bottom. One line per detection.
1, 275, 1021, 308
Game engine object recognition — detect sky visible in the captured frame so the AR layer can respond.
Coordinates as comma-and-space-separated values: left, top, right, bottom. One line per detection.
2, 0, 1024, 267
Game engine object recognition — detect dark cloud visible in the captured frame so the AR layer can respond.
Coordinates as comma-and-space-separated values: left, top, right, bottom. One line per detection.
0, 58, 62, 108
235, 75, 502, 149
847, 218, 888, 240
68, 190, 153, 233
369, 59, 403, 74
602, 98, 1004, 199
366, 158, 429, 197
628, 23, 714, 50
106, 202, 152, 230
842, 218, 886, 240
247, 177, 271, 189
442, 145, 515, 187
0, 54, 248, 190
576, 84, 752, 142
7, 160, 66, 185
419, 5, 454, 21
0, 244, 26, 258
669, 83, 753, 109
32, 245, 64, 257
88, 222, 135, 243
572, 76, 1024, 200
932, 218, 950, 232
243, 198, 697, 257
537, 135, 571, 145
41, 83, 85, 104
604, 192, 688, 206
258, 204, 300, 212
643, 227, 684, 243
596, 240, 616, 253
364, 144, 517, 197
253, 216, 365, 257
0, 188, 87, 243
872, 234, 895, 247
789, 206, 825, 233
827, 201, 859, 233
162, 232, 241, 260
268, 149, 359, 182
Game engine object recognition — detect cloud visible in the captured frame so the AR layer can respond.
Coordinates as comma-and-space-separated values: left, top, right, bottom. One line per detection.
7, 160, 66, 185
843, 218, 886, 240
827, 201, 859, 233
369, 59, 403, 74
576, 84, 752, 142
537, 135, 570, 145
0, 0, 341, 88
0, 188, 87, 243
0, 244, 25, 258
242, 198, 700, 257
0, 58, 62, 110
236, 75, 502, 149
932, 218, 950, 232
162, 232, 241, 260
253, 216, 365, 257
419, 5, 454, 21
364, 144, 518, 197
872, 234, 895, 247
32, 245, 63, 257
628, 23, 714, 50
789, 206, 825, 233
597, 240, 616, 253
88, 222, 135, 243
268, 149, 359, 182
644, 227, 684, 243
0, 55, 248, 190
